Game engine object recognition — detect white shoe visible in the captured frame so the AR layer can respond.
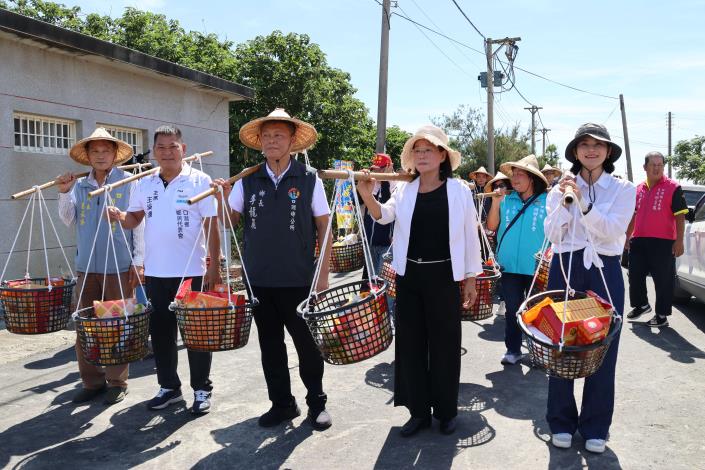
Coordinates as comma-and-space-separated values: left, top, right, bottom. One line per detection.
309, 409, 332, 430
500, 352, 523, 365
496, 301, 506, 316
585, 438, 606, 453
192, 390, 212, 415
551, 433, 572, 449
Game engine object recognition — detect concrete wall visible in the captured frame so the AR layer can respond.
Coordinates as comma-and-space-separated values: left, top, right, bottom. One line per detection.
0, 36, 233, 280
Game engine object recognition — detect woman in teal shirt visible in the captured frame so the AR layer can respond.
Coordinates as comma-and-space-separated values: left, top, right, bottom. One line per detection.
487, 155, 548, 365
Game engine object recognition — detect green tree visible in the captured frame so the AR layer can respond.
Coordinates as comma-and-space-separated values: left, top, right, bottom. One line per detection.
432, 104, 530, 177
538, 144, 559, 168
672, 136, 705, 184
384, 125, 412, 169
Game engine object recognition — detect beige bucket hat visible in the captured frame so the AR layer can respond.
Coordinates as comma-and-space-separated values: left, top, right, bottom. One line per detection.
69, 128, 133, 166
469, 166, 492, 180
239, 108, 317, 153
400, 125, 461, 172
484, 171, 511, 193
541, 163, 563, 181
499, 154, 548, 186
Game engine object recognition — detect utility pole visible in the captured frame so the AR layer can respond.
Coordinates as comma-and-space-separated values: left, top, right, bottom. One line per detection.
619, 94, 633, 182
524, 105, 542, 155
485, 36, 520, 174
539, 128, 550, 156
667, 111, 672, 178
375, 0, 392, 153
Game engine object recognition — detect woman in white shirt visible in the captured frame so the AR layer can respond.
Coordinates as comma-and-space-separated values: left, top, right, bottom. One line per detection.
357, 125, 483, 438
543, 123, 636, 454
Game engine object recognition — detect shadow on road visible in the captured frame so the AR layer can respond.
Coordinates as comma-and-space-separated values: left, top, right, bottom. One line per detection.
192, 417, 314, 469
24, 346, 75, 370
11, 403, 191, 469
373, 412, 495, 470
678, 298, 705, 335
476, 314, 505, 343
629, 323, 705, 363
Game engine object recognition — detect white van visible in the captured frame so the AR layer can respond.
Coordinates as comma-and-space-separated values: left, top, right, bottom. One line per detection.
675, 193, 705, 303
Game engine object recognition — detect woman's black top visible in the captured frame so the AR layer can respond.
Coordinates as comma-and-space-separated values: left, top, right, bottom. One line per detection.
407, 181, 451, 262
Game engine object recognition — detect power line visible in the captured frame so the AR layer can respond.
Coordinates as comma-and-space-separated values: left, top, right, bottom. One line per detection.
509, 63, 618, 100
450, 0, 486, 40
391, 9, 484, 54
395, 3, 476, 79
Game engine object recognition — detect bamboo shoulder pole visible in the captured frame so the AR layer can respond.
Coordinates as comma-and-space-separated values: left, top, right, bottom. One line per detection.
187, 163, 263, 205
317, 169, 414, 182
475, 190, 513, 199
11, 162, 153, 199
88, 151, 213, 198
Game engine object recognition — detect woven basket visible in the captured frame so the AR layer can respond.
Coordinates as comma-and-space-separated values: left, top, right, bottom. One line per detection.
379, 253, 396, 298
329, 241, 365, 273
297, 280, 392, 365
530, 251, 553, 296
75, 305, 151, 366
172, 298, 256, 352
461, 266, 501, 321
0, 278, 75, 334
518, 290, 622, 379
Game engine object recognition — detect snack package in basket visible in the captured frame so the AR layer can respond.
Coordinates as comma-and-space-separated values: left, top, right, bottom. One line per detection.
528, 293, 612, 346
90, 298, 147, 360
1, 279, 65, 333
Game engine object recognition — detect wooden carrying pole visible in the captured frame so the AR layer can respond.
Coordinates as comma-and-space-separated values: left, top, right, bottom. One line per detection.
317, 170, 414, 182
88, 151, 213, 198
11, 162, 154, 200
475, 190, 512, 199
187, 163, 263, 205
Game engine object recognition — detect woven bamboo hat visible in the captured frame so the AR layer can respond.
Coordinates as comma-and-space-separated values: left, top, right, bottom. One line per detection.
541, 163, 563, 181
484, 171, 510, 193
499, 154, 548, 186
239, 108, 317, 153
469, 166, 492, 180
69, 128, 133, 166
400, 125, 461, 172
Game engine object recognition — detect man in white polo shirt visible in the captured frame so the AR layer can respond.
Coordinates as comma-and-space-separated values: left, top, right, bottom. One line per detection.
107, 125, 221, 415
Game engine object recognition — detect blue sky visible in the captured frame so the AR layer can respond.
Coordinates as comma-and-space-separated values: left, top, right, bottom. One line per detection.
69, 0, 705, 182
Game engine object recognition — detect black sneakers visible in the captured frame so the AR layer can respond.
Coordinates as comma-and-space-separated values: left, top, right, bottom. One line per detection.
258, 401, 301, 427
72, 384, 107, 404
646, 315, 669, 327
400, 416, 431, 437
147, 388, 183, 410
627, 305, 652, 320
104, 386, 128, 405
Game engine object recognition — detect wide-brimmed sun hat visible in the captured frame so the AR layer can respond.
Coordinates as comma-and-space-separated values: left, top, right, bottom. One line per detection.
564, 123, 622, 164
541, 163, 563, 180
69, 128, 133, 166
239, 108, 317, 153
469, 166, 492, 180
499, 154, 548, 186
400, 125, 461, 172
484, 171, 510, 193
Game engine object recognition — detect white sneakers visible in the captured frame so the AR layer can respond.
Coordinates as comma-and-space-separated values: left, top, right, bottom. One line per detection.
585, 438, 606, 453
500, 352, 523, 365
309, 409, 333, 430
551, 433, 572, 448
496, 301, 506, 316
551, 433, 607, 453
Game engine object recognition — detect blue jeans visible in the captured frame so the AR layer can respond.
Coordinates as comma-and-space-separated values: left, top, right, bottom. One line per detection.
500, 273, 533, 354
545, 250, 624, 440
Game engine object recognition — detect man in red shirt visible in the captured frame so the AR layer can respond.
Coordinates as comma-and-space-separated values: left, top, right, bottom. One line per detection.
626, 151, 688, 327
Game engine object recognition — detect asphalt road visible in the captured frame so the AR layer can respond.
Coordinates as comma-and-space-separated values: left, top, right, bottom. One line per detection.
0, 269, 704, 469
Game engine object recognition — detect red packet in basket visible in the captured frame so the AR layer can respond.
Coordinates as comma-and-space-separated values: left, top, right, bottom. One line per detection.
175, 279, 194, 301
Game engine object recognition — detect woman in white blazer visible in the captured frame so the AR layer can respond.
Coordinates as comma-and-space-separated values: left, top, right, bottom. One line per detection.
358, 125, 483, 438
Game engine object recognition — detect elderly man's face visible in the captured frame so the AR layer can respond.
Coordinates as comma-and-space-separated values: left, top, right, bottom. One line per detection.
153, 133, 186, 175
260, 122, 295, 162
644, 155, 665, 181
87, 140, 117, 172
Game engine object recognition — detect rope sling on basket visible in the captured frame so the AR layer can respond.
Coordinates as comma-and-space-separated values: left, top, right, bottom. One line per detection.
297, 170, 393, 365
517, 193, 622, 379
531, 241, 553, 296
72, 189, 152, 366
0, 188, 77, 334
169, 183, 258, 353
462, 194, 501, 321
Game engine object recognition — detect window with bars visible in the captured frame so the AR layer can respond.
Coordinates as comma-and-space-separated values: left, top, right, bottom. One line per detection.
13, 113, 76, 154
97, 124, 144, 155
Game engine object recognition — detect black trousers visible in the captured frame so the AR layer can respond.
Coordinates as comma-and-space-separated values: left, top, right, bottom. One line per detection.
394, 261, 461, 420
145, 276, 213, 392
251, 286, 326, 413
628, 237, 675, 317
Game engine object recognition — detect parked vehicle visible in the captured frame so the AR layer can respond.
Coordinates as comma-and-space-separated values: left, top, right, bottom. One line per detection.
675, 194, 705, 303
681, 184, 705, 210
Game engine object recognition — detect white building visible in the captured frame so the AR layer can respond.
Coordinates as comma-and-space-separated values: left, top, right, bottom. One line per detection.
0, 10, 252, 280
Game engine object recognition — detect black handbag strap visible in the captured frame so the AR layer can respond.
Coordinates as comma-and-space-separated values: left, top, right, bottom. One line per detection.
496, 193, 541, 254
